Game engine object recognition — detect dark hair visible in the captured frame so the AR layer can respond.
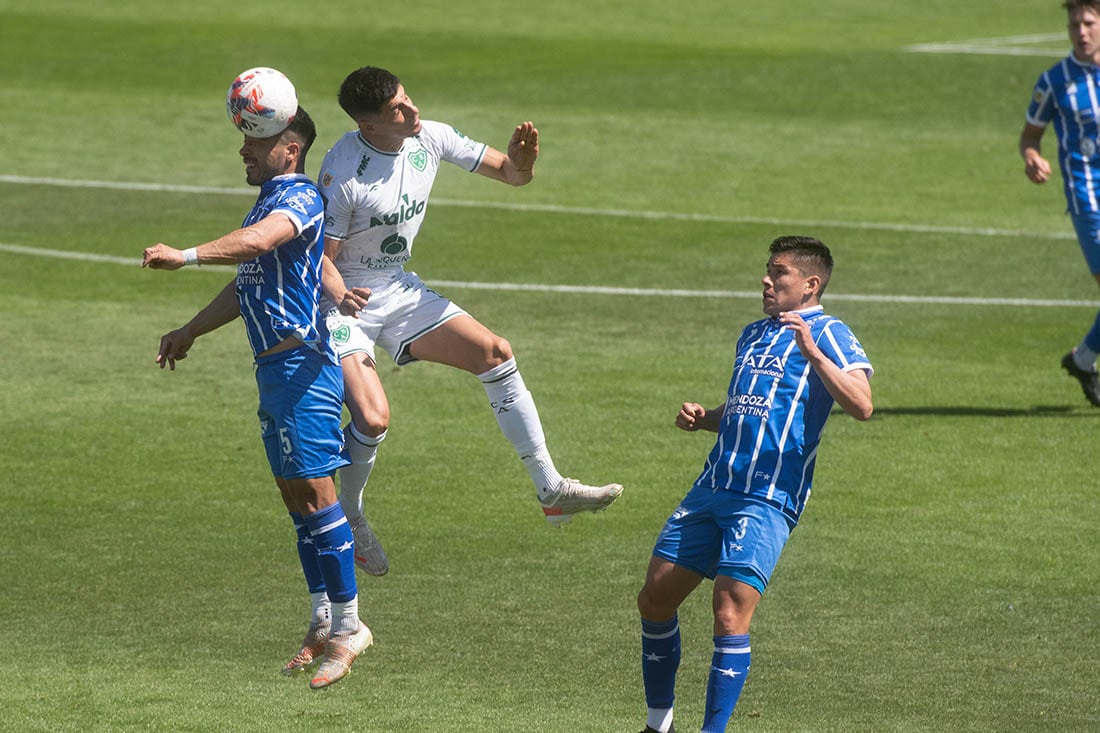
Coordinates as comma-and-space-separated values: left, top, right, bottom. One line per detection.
283, 106, 316, 157
338, 66, 402, 119
769, 235, 834, 293
1064, 0, 1100, 13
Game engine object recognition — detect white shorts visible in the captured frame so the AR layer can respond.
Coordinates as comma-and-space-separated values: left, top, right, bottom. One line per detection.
325, 271, 467, 366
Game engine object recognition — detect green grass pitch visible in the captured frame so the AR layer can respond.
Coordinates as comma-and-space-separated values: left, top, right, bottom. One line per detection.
1, 1, 1097, 730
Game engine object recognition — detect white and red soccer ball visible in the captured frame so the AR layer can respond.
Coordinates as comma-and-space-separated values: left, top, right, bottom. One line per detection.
226, 67, 298, 138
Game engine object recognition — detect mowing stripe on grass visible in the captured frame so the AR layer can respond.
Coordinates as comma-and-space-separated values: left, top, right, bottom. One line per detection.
2, 242, 1097, 308
905, 33, 1065, 58
0, 174, 1076, 241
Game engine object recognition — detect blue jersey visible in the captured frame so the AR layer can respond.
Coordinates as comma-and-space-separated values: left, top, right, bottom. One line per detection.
693, 307, 872, 527
236, 173, 335, 362
1027, 54, 1100, 214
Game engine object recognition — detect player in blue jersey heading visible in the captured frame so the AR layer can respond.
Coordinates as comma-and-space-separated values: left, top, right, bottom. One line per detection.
142, 106, 372, 690
316, 66, 622, 575
1020, 0, 1100, 406
635, 236, 873, 733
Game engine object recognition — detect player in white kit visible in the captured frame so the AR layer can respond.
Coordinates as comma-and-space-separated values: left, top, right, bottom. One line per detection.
318, 67, 622, 574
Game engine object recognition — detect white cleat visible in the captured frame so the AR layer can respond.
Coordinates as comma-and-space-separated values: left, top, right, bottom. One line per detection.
539, 478, 623, 526
309, 622, 374, 689
281, 620, 330, 676
350, 516, 389, 576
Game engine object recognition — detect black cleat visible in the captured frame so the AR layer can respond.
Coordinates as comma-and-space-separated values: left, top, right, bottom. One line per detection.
638, 727, 674, 733
1062, 351, 1100, 406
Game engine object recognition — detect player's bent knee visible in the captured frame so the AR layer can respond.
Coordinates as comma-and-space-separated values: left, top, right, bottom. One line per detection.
352, 413, 389, 437
637, 585, 676, 621
346, 395, 390, 436
489, 336, 513, 365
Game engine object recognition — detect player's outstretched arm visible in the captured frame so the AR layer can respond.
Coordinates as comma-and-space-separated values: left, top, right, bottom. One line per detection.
154, 279, 240, 370
143, 213, 299, 270
476, 121, 538, 186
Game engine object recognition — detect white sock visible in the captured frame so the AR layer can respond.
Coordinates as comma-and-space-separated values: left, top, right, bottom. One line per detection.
338, 424, 386, 522
647, 708, 674, 733
331, 596, 360, 637
478, 359, 563, 500
310, 591, 331, 628
1074, 343, 1099, 371
522, 446, 565, 502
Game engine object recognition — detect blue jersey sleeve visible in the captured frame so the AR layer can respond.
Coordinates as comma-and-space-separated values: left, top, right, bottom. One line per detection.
270, 182, 324, 235
1027, 71, 1055, 127
815, 318, 872, 377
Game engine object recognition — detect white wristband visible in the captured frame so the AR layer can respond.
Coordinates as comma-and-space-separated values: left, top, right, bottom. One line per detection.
182, 247, 199, 266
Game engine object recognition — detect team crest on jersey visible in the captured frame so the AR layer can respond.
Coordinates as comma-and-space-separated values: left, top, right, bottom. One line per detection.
408, 149, 427, 171
321, 171, 334, 188
331, 324, 351, 344
284, 190, 315, 216
1033, 89, 1046, 105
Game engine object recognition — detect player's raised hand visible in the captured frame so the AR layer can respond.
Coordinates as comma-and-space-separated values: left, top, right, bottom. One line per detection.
507, 121, 539, 172
142, 243, 185, 270
155, 327, 195, 370
338, 287, 372, 317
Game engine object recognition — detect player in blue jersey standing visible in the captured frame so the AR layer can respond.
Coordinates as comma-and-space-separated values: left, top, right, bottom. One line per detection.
142, 106, 371, 689
1020, 0, 1100, 406
635, 236, 873, 733
315, 66, 622, 575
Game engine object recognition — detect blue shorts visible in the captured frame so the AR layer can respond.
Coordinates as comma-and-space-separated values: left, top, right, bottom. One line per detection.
1069, 210, 1100, 275
652, 484, 793, 595
254, 346, 349, 480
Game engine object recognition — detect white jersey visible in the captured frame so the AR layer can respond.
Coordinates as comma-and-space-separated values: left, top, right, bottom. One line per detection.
317, 120, 488, 292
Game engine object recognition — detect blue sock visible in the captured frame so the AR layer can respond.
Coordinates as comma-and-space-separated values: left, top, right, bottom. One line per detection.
290, 512, 325, 594
641, 616, 681, 712
1085, 309, 1100, 354
701, 634, 751, 732
303, 503, 357, 604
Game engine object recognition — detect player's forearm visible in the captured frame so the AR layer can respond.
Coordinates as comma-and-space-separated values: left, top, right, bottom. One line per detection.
812, 358, 873, 421
192, 214, 297, 265
1019, 125, 1045, 162
1019, 137, 1042, 162
183, 280, 241, 338
321, 253, 348, 304
196, 227, 275, 264
501, 159, 535, 186
699, 405, 724, 432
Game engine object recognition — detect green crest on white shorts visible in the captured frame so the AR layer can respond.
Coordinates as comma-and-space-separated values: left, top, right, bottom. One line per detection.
331, 324, 351, 343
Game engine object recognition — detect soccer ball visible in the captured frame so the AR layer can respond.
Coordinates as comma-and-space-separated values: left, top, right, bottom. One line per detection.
226, 67, 298, 138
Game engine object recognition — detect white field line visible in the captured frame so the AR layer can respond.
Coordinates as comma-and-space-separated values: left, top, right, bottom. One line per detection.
905, 32, 1065, 58
2, 243, 1097, 308
0, 174, 1076, 241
